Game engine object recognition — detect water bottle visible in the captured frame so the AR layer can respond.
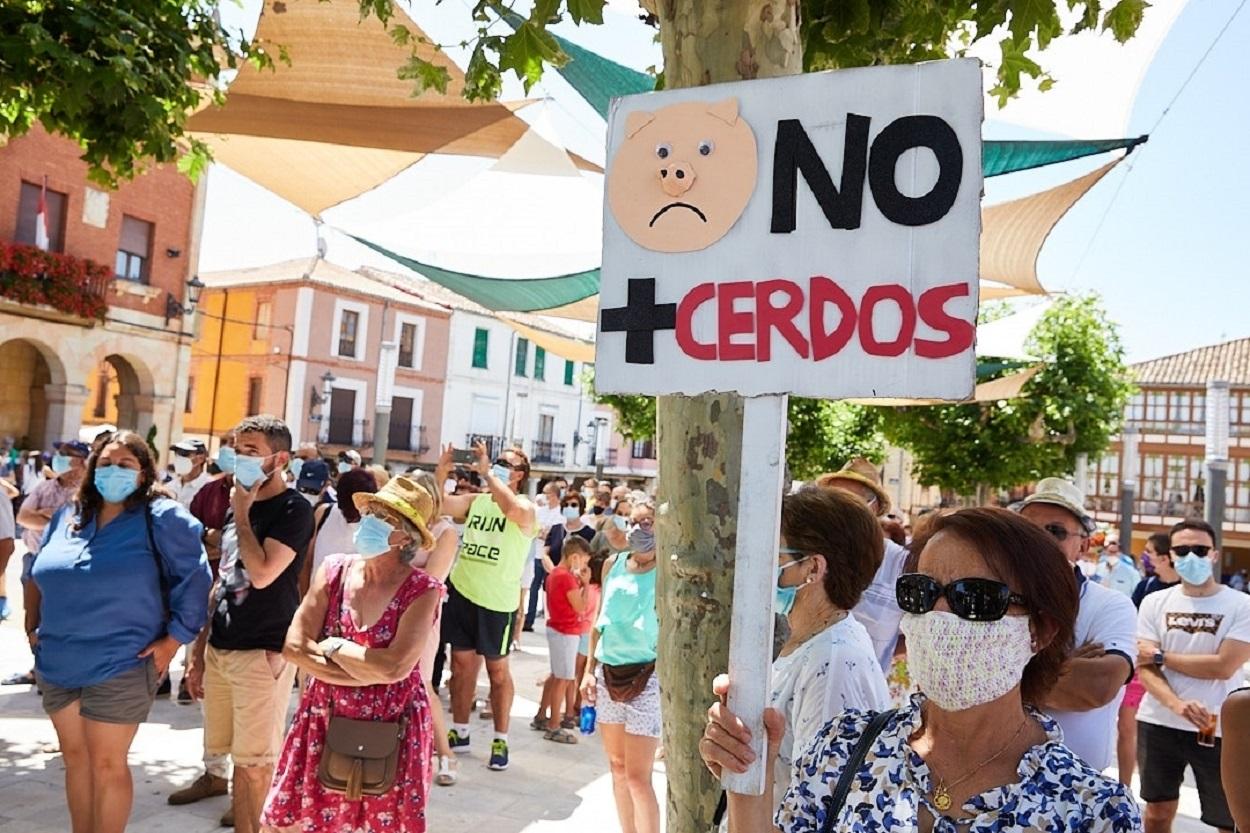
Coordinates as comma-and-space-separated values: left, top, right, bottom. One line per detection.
579, 704, 597, 735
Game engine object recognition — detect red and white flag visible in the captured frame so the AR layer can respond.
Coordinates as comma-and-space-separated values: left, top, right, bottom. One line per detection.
33, 175, 50, 251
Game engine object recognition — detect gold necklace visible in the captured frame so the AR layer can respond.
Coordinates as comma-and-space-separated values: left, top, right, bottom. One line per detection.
930, 715, 1030, 812
787, 608, 848, 648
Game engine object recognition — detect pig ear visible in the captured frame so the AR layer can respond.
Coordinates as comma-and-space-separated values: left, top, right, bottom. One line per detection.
707, 98, 740, 126
624, 110, 655, 138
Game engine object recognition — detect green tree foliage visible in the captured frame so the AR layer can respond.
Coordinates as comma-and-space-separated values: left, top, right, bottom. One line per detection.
590, 376, 885, 479
0, 1, 277, 186
876, 294, 1135, 494
0, 0, 1145, 185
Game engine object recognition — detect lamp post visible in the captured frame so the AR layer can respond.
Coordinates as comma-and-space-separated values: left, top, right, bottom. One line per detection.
1119, 427, 1140, 551
1205, 380, 1230, 551
319, 370, 336, 444
587, 415, 609, 480
372, 341, 397, 466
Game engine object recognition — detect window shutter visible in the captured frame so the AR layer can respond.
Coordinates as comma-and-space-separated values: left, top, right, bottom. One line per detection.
472, 328, 489, 368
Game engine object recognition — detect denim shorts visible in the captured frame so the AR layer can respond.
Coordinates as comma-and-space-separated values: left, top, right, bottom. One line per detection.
38, 657, 160, 725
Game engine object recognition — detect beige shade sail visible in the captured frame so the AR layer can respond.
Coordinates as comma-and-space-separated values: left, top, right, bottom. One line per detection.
187, 0, 598, 215
502, 318, 597, 363
980, 158, 1122, 295
847, 365, 1043, 406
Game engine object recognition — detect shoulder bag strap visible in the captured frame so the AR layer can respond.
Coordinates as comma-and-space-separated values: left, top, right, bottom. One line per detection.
144, 500, 171, 617
820, 709, 896, 833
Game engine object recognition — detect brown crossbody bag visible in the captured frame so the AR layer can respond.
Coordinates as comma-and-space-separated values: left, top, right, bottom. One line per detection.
316, 562, 407, 800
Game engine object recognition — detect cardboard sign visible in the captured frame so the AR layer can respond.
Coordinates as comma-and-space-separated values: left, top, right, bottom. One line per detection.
596, 59, 983, 400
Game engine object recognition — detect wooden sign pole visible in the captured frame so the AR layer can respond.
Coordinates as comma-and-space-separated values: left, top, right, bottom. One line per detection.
720, 393, 789, 796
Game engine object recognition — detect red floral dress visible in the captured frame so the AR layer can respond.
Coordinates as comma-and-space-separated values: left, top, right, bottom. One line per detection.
262, 555, 443, 832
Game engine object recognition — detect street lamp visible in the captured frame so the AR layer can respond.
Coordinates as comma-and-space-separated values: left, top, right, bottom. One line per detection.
1118, 427, 1140, 550
1205, 380, 1230, 541
319, 371, 336, 443
164, 275, 205, 325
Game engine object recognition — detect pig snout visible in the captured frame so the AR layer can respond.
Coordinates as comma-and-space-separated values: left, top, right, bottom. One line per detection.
658, 161, 696, 197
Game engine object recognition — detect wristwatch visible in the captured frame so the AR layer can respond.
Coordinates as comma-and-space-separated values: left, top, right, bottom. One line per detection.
1153, 649, 1165, 668
323, 638, 345, 658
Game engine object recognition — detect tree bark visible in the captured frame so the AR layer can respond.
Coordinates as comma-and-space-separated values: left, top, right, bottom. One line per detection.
652, 2, 801, 831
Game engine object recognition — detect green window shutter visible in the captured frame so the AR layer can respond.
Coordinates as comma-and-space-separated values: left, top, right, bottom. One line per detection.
472, 328, 489, 369
564, 359, 575, 386
534, 346, 546, 381
515, 337, 529, 377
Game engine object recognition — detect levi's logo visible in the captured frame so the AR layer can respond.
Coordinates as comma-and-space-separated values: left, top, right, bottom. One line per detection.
1165, 611, 1223, 635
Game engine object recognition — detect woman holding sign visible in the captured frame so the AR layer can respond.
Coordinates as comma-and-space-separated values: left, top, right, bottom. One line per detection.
580, 500, 660, 833
700, 508, 1141, 833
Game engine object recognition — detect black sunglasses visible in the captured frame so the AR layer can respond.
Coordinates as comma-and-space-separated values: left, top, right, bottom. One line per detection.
493, 458, 517, 470
896, 573, 1027, 622
1041, 523, 1084, 543
1170, 545, 1212, 557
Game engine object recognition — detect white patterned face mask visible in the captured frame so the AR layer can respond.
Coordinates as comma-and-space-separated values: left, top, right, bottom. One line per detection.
899, 611, 1035, 711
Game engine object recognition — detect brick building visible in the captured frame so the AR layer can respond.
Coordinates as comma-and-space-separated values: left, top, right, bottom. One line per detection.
0, 125, 202, 455
1086, 336, 1250, 570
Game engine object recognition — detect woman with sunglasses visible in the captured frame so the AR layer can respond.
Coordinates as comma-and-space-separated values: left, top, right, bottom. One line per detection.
702, 507, 1141, 833
580, 499, 661, 833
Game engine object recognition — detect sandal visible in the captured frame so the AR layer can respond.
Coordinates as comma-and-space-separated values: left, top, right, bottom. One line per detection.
544, 727, 579, 744
530, 714, 548, 731
435, 755, 458, 786
560, 716, 578, 731
479, 706, 493, 720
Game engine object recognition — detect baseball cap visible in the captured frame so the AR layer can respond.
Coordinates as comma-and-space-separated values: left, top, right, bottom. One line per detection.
171, 438, 208, 456
1017, 477, 1096, 533
339, 449, 362, 466
296, 458, 330, 492
54, 440, 90, 458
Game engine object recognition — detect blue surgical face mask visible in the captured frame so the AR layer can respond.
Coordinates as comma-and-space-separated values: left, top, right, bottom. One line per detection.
94, 465, 140, 503
562, 506, 580, 521
51, 453, 72, 474
612, 514, 629, 531
775, 555, 809, 617
234, 454, 270, 489
338, 461, 353, 475
491, 464, 512, 482
1174, 553, 1214, 585
353, 514, 395, 558
216, 446, 236, 474
288, 458, 304, 480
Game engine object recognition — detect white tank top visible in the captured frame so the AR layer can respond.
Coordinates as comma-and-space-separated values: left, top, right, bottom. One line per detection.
312, 503, 357, 577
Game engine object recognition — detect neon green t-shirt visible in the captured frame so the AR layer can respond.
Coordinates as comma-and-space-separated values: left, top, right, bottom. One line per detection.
449, 494, 536, 612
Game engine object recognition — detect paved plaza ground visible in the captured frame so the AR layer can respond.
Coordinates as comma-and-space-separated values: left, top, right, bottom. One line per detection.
0, 552, 1222, 832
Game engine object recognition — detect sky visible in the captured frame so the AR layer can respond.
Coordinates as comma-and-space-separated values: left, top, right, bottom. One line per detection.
200, 0, 1250, 365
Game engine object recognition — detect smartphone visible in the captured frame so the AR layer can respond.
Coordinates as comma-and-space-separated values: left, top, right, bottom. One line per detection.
451, 448, 477, 465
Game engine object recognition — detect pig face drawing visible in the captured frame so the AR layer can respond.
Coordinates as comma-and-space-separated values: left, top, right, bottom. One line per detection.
607, 98, 758, 253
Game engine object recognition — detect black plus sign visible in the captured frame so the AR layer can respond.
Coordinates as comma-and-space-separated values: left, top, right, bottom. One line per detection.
599, 278, 677, 365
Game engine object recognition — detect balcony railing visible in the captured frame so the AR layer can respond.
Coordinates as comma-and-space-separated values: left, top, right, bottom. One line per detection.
589, 447, 619, 468
326, 417, 368, 446
390, 424, 431, 454
466, 434, 508, 459
0, 241, 112, 321
531, 440, 566, 466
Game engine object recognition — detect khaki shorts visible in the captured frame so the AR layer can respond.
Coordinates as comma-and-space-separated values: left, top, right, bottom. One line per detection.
203, 645, 297, 768
39, 657, 160, 725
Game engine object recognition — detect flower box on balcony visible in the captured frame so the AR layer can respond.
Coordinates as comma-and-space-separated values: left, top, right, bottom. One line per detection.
0, 241, 112, 322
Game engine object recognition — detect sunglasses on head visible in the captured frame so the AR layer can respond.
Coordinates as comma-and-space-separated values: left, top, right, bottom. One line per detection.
1170, 545, 1212, 558
896, 573, 1027, 622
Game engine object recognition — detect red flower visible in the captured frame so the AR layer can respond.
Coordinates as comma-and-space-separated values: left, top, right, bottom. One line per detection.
0, 241, 110, 320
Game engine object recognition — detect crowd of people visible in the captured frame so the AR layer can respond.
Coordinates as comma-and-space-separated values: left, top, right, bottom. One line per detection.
2, 428, 1249, 833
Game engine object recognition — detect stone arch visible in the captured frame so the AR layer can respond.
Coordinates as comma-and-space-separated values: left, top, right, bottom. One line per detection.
0, 336, 69, 449
82, 345, 159, 437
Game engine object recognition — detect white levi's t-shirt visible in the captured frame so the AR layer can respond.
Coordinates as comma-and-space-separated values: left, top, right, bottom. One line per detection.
851, 537, 910, 671
1137, 584, 1250, 737
1047, 577, 1137, 771
769, 613, 890, 809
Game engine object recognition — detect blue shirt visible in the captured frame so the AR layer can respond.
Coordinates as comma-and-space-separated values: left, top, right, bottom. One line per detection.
33, 498, 212, 688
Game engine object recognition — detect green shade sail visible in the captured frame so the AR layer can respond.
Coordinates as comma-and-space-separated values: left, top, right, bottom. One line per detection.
519, 17, 1147, 178
352, 235, 601, 313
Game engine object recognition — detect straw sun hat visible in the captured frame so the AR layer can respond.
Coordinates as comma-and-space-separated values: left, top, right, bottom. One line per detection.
815, 458, 891, 516
352, 475, 436, 550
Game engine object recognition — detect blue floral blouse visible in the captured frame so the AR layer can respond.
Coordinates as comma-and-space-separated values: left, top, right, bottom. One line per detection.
776, 694, 1141, 833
